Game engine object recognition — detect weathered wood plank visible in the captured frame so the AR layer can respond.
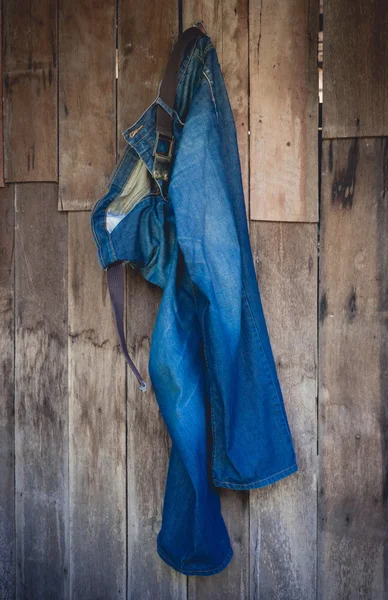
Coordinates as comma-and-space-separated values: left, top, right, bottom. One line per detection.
4, 0, 57, 182
249, 0, 318, 222
0, 2, 5, 188
324, 2, 388, 138
182, 3, 250, 597
14, 183, 68, 598
0, 186, 15, 599
68, 211, 126, 598
183, 0, 249, 210
318, 138, 388, 599
117, 2, 186, 595
250, 222, 318, 599
58, 0, 116, 210
117, 0, 178, 153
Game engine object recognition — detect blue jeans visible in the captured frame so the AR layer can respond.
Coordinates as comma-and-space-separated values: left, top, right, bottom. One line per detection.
91, 32, 298, 576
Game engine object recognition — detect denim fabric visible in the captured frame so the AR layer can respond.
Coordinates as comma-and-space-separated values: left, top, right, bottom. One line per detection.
90, 32, 298, 576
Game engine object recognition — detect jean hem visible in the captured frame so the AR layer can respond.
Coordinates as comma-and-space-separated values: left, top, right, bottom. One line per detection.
212, 462, 298, 490
157, 543, 234, 576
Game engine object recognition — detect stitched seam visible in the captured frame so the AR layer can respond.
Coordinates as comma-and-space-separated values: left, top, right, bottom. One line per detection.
177, 37, 202, 86
189, 280, 217, 473
200, 301, 218, 480
202, 69, 219, 120
213, 464, 298, 487
105, 145, 131, 190
242, 284, 293, 437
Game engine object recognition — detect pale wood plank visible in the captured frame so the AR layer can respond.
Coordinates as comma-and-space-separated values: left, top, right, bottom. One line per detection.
318, 138, 388, 599
0, 186, 15, 599
58, 0, 116, 210
14, 183, 68, 597
323, 2, 388, 138
249, 0, 319, 222
181, 2, 250, 596
68, 211, 126, 597
117, 2, 186, 595
4, 0, 57, 182
250, 222, 318, 599
182, 0, 249, 211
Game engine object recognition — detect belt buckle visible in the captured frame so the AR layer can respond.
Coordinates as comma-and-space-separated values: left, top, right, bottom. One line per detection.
153, 131, 175, 181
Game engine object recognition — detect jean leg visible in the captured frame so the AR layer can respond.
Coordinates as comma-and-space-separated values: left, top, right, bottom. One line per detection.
149, 252, 232, 575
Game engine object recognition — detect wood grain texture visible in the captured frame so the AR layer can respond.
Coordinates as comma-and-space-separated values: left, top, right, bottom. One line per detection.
0, 186, 15, 599
117, 2, 186, 595
250, 222, 318, 599
182, 3, 250, 597
117, 0, 179, 153
68, 211, 126, 598
249, 0, 318, 222
14, 184, 68, 598
4, 0, 57, 182
0, 3, 5, 188
318, 138, 388, 600
59, 0, 116, 210
323, 1, 388, 138
182, 0, 249, 211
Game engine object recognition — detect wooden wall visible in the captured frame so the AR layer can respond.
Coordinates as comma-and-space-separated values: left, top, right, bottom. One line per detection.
0, 0, 387, 598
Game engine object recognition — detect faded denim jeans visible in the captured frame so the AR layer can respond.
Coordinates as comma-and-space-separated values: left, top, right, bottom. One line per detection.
90, 30, 298, 576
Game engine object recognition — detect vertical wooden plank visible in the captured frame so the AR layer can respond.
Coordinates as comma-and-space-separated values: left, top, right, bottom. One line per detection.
14, 183, 68, 598
59, 0, 116, 210
0, 1, 5, 187
181, 4, 250, 596
250, 222, 318, 599
117, 2, 186, 596
68, 212, 126, 597
183, 0, 249, 209
318, 138, 388, 599
249, 0, 318, 222
324, 1, 388, 138
0, 186, 15, 599
117, 0, 179, 152
4, 0, 57, 182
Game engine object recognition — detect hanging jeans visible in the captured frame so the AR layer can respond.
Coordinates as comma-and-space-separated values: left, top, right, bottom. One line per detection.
90, 28, 298, 576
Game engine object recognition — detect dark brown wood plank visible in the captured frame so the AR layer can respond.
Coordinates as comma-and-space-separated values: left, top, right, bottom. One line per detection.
249, 0, 318, 222
68, 211, 126, 597
14, 183, 68, 597
117, 2, 186, 595
318, 138, 388, 599
0, 2, 5, 188
4, 1, 57, 182
58, 0, 116, 210
0, 186, 15, 599
324, 1, 388, 138
250, 222, 318, 599
182, 2, 251, 596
